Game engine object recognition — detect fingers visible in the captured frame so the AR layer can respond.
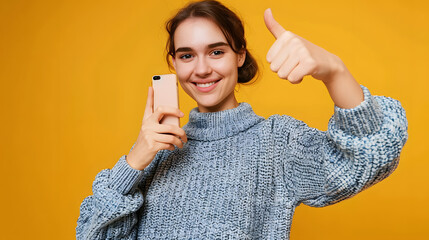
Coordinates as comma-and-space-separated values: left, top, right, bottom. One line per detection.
264, 8, 286, 39
158, 143, 175, 151
154, 134, 185, 149
143, 86, 154, 121
287, 59, 316, 83
155, 124, 188, 142
151, 105, 184, 123
277, 57, 299, 81
130, 90, 187, 169
139, 123, 187, 153
142, 124, 187, 150
275, 57, 314, 84
142, 103, 187, 147
264, 10, 314, 84
267, 35, 301, 81
269, 41, 293, 71
264, 8, 306, 83
266, 25, 295, 63
142, 86, 183, 125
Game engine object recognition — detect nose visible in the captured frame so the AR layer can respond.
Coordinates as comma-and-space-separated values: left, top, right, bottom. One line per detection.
194, 57, 212, 77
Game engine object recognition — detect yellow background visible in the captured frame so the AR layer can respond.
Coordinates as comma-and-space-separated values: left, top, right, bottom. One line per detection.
1, 0, 428, 239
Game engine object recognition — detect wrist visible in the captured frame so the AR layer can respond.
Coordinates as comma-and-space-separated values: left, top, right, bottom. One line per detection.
320, 57, 363, 109
126, 150, 150, 171
322, 54, 346, 85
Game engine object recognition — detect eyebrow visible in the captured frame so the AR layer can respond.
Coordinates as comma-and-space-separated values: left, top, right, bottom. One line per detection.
175, 42, 229, 53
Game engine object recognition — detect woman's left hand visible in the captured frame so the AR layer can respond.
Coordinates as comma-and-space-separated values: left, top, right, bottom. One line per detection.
264, 8, 364, 109
264, 8, 344, 84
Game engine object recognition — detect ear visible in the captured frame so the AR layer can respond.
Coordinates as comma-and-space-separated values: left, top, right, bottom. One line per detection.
171, 55, 177, 70
237, 49, 246, 67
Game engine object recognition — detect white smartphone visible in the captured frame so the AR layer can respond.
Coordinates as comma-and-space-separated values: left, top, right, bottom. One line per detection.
152, 74, 180, 127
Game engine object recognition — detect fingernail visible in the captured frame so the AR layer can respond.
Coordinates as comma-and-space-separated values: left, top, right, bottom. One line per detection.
180, 111, 184, 117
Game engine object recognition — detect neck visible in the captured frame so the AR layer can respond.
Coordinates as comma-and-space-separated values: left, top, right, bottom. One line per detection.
183, 102, 264, 141
197, 93, 239, 113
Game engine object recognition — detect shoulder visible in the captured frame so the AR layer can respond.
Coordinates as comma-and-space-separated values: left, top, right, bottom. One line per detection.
265, 114, 315, 134
249, 114, 321, 143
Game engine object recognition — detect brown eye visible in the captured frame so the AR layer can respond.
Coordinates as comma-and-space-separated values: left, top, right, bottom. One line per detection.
211, 50, 224, 56
180, 54, 193, 59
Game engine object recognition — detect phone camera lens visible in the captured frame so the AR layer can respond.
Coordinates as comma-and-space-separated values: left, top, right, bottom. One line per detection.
153, 76, 161, 80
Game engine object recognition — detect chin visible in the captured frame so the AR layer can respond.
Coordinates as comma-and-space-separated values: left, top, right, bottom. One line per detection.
197, 101, 221, 110
193, 97, 222, 111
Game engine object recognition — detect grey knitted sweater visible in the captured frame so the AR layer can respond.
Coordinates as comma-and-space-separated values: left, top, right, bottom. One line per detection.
76, 86, 408, 239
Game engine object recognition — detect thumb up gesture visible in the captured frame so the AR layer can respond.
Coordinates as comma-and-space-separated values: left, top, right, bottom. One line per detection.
264, 8, 343, 84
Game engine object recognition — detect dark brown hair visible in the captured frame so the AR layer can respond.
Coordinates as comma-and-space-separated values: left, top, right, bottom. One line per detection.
165, 0, 258, 84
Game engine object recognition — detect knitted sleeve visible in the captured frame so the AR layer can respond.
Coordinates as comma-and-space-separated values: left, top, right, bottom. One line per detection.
274, 85, 408, 207
76, 145, 162, 239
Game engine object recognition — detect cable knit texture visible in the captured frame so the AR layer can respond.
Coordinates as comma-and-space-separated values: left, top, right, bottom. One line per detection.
76, 85, 408, 239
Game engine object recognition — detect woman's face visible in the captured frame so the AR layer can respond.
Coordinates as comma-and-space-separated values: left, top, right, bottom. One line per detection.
172, 17, 246, 113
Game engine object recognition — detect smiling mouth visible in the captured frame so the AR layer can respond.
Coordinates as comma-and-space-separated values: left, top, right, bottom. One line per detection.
193, 80, 220, 88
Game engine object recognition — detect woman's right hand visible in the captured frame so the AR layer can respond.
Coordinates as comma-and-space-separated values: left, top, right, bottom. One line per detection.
126, 86, 187, 171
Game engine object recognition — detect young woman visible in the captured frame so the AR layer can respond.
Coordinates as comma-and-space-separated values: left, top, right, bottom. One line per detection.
76, 0, 408, 239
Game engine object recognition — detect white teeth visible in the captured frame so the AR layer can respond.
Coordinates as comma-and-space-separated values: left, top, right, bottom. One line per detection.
196, 81, 216, 88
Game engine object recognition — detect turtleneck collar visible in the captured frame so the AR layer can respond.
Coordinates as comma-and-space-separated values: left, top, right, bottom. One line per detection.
182, 102, 264, 141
